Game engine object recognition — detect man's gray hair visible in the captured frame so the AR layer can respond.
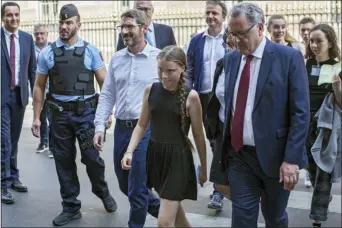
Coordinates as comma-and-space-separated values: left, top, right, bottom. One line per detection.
33, 23, 47, 32
228, 2, 265, 26
133, 0, 154, 9
120, 9, 148, 26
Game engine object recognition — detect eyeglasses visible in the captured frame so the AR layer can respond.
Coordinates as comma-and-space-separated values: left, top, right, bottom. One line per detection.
230, 24, 257, 40
116, 24, 142, 33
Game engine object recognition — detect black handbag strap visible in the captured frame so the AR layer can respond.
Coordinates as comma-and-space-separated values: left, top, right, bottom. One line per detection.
212, 58, 224, 95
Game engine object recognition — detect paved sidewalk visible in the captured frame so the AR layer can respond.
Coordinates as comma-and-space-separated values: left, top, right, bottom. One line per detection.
2, 107, 341, 227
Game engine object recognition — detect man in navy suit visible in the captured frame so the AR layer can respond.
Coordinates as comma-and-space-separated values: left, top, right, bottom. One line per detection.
116, 0, 176, 51
1, 2, 36, 204
221, 3, 310, 227
186, 0, 228, 210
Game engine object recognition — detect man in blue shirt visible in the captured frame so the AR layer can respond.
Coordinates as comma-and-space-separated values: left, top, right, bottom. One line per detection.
31, 4, 116, 226
33, 23, 53, 158
94, 9, 160, 228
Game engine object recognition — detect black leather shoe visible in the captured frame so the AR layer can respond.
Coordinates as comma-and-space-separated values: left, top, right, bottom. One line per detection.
102, 194, 117, 213
52, 211, 82, 226
11, 180, 28, 192
1, 188, 15, 204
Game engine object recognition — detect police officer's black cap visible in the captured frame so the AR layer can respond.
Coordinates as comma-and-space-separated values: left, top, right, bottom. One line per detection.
59, 4, 79, 20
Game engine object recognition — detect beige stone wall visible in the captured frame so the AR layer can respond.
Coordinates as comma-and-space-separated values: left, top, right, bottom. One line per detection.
3, 1, 119, 21
4, 1, 208, 21
8, 0, 334, 21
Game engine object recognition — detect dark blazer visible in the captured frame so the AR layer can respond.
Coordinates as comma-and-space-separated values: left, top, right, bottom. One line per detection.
185, 32, 206, 91
1, 27, 36, 107
204, 58, 224, 140
116, 22, 176, 51
221, 38, 310, 177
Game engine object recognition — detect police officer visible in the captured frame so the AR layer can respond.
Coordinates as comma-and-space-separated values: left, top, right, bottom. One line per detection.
31, 4, 116, 226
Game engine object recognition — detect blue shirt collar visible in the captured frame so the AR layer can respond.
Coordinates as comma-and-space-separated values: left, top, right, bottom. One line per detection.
34, 42, 49, 52
56, 36, 84, 49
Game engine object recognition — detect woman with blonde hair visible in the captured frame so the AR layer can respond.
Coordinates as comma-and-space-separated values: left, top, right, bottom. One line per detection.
121, 45, 207, 227
267, 14, 305, 55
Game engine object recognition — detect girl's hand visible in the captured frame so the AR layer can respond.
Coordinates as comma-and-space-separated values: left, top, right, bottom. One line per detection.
121, 152, 132, 170
199, 166, 207, 187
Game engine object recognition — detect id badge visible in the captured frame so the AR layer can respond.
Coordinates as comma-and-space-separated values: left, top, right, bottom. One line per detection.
311, 66, 321, 77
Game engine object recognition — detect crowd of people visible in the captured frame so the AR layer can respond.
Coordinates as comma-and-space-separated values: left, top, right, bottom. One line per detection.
1, 0, 341, 228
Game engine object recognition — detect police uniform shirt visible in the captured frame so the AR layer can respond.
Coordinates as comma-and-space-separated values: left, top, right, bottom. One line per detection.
94, 43, 160, 133
37, 37, 104, 102
34, 42, 49, 61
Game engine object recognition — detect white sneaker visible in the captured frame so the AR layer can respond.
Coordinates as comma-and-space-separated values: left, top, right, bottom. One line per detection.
36, 144, 48, 153
48, 151, 54, 159
304, 171, 312, 188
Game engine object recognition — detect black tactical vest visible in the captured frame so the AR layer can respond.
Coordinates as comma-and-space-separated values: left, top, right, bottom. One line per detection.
48, 41, 95, 96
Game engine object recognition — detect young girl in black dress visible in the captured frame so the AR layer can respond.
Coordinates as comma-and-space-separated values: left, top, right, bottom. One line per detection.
121, 45, 207, 227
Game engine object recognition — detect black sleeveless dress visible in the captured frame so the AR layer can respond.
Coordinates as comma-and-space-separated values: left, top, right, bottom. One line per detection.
146, 82, 197, 201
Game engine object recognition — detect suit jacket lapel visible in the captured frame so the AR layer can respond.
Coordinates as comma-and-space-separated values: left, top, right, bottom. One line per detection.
224, 50, 241, 130
19, 30, 25, 83
253, 40, 274, 112
195, 35, 206, 92
1, 28, 10, 67
226, 50, 241, 106
153, 23, 161, 48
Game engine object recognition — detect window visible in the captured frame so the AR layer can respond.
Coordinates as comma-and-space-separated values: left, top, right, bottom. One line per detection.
122, 0, 130, 7
39, 0, 58, 21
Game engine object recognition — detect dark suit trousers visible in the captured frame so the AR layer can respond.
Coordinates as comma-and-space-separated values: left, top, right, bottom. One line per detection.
227, 146, 290, 228
1, 87, 26, 188
113, 123, 160, 227
199, 93, 212, 123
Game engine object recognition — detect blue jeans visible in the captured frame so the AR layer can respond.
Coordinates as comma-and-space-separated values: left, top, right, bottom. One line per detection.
113, 122, 160, 228
213, 184, 224, 199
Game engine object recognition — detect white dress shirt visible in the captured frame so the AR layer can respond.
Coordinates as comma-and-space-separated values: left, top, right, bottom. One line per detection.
232, 36, 267, 146
200, 28, 225, 94
94, 44, 160, 133
3, 27, 20, 86
215, 70, 225, 123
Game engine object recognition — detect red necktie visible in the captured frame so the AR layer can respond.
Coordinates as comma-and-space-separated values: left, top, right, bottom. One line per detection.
231, 55, 253, 152
10, 34, 16, 89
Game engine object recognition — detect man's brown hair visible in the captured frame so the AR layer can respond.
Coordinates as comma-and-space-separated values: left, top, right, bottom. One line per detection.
299, 17, 315, 25
206, 1, 227, 18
